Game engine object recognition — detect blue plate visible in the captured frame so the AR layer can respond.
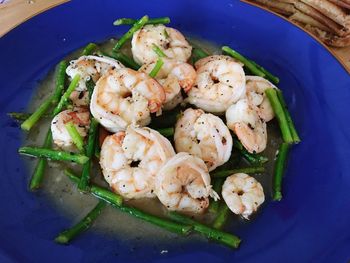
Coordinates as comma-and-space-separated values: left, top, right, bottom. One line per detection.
1, 0, 349, 262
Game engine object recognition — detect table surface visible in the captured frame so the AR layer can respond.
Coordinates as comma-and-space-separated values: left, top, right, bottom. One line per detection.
0, 0, 349, 73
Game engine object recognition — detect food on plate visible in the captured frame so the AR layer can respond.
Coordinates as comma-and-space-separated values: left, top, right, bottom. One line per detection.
14, 15, 300, 249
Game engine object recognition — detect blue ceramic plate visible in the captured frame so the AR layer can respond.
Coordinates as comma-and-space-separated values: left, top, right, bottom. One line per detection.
0, 0, 349, 262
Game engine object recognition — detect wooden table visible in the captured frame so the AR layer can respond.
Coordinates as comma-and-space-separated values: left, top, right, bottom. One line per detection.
1, 0, 349, 73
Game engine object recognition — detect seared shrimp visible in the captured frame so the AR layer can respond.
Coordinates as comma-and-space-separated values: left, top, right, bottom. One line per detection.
246, 76, 276, 122
90, 68, 166, 132
222, 173, 264, 219
100, 126, 175, 199
226, 99, 267, 154
174, 108, 232, 171
139, 58, 196, 110
131, 24, 192, 64
155, 152, 218, 213
66, 55, 124, 106
187, 55, 246, 114
51, 107, 90, 150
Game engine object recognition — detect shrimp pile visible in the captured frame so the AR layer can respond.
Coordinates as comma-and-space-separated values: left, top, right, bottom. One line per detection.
48, 22, 271, 220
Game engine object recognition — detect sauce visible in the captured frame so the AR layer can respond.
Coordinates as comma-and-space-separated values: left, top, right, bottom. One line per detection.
22, 37, 281, 247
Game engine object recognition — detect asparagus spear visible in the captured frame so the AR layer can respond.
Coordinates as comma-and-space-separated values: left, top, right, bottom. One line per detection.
26, 61, 68, 189
52, 74, 81, 116
20, 60, 68, 131
65, 170, 191, 235
78, 118, 99, 192
82, 43, 98, 56
52, 60, 69, 103
18, 147, 89, 165
114, 17, 170, 26
212, 204, 230, 230
64, 169, 123, 206
265, 88, 293, 144
55, 201, 106, 244
276, 89, 300, 143
222, 46, 265, 78
168, 211, 241, 249
152, 44, 167, 57
20, 98, 54, 131
273, 142, 290, 201
113, 15, 149, 51
29, 130, 52, 191
211, 166, 265, 178
65, 122, 84, 152
149, 58, 164, 78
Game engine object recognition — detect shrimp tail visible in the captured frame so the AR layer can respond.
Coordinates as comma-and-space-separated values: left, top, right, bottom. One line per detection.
210, 187, 220, 201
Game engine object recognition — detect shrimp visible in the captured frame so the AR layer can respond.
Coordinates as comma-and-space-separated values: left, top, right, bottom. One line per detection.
186, 55, 246, 114
246, 76, 276, 122
139, 58, 196, 110
100, 126, 175, 199
131, 24, 192, 64
226, 99, 267, 154
66, 55, 124, 106
222, 173, 264, 219
51, 107, 90, 150
174, 108, 232, 171
90, 68, 166, 132
155, 152, 218, 214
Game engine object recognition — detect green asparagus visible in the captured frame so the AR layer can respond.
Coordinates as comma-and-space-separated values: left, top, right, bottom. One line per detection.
55, 201, 106, 244
18, 147, 89, 164
168, 211, 241, 248
113, 15, 149, 51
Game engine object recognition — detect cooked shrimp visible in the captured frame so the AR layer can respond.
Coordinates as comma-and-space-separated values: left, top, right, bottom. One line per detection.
222, 173, 264, 219
90, 68, 166, 132
66, 55, 124, 106
100, 126, 175, 199
139, 58, 196, 110
174, 108, 232, 171
226, 99, 267, 154
155, 152, 218, 213
131, 24, 192, 64
186, 55, 246, 114
51, 107, 90, 150
246, 76, 276, 122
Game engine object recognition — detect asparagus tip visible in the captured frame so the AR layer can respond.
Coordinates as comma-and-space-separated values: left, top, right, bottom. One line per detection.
113, 19, 122, 26
20, 123, 30, 131
54, 234, 69, 244
29, 184, 40, 192
273, 192, 282, 201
